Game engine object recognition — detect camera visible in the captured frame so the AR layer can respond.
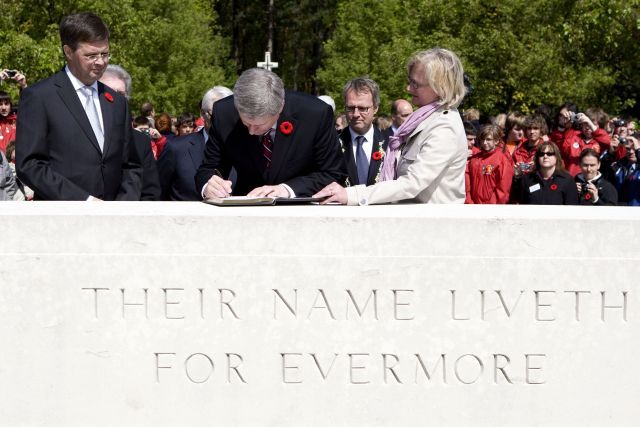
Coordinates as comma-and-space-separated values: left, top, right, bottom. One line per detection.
612, 119, 626, 128
619, 137, 629, 146
569, 113, 579, 124
580, 182, 591, 196
5, 70, 17, 78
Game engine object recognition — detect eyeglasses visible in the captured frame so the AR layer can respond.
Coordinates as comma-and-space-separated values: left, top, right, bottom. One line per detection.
84, 52, 111, 63
345, 105, 372, 114
407, 77, 428, 90
537, 151, 555, 158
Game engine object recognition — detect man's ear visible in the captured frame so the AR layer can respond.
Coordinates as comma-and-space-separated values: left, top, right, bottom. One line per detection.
62, 45, 73, 61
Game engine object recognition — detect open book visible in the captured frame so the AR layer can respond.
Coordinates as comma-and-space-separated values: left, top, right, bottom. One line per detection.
203, 196, 329, 206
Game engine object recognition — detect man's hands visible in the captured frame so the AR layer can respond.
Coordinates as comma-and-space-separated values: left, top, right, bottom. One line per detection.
247, 184, 290, 198
203, 174, 233, 199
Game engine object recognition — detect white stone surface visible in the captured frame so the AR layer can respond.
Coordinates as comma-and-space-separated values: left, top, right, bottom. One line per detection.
0, 202, 638, 426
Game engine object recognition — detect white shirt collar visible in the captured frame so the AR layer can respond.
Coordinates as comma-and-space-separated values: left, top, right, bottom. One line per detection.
349, 125, 375, 144
65, 65, 98, 92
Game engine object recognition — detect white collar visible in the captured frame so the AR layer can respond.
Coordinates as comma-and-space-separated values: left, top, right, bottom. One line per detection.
65, 65, 98, 92
349, 125, 375, 144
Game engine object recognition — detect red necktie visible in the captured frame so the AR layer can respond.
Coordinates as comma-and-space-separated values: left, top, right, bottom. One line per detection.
262, 132, 273, 168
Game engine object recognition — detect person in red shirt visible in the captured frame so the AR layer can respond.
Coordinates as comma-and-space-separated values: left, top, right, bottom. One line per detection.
466, 124, 514, 204
560, 107, 611, 176
513, 114, 548, 178
499, 111, 527, 156
0, 91, 17, 153
0, 70, 27, 153
464, 121, 480, 158
549, 102, 578, 145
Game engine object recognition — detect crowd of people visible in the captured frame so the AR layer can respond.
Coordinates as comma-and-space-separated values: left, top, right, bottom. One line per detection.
1, 12, 637, 207
463, 106, 639, 205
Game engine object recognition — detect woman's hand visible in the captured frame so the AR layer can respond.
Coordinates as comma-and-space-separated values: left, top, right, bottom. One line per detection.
314, 182, 347, 205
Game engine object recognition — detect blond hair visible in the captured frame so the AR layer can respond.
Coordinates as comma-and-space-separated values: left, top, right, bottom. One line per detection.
407, 48, 466, 109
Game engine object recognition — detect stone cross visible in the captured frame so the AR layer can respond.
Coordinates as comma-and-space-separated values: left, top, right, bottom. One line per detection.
257, 52, 278, 71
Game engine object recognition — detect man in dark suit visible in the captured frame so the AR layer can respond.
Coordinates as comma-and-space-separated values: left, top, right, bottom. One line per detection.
100, 64, 160, 201
381, 99, 413, 141
339, 77, 388, 186
158, 86, 232, 201
16, 12, 141, 200
195, 68, 345, 198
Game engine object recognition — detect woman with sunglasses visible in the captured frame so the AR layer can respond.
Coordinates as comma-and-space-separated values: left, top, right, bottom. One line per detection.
315, 48, 467, 205
515, 141, 578, 205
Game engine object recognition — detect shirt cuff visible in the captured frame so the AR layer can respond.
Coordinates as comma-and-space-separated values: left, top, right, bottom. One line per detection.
280, 183, 295, 198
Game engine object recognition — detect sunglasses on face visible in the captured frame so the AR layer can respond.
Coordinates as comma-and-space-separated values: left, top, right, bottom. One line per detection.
537, 151, 555, 158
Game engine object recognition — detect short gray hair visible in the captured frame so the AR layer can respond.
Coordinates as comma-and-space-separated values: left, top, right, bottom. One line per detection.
103, 64, 132, 98
233, 68, 284, 118
201, 85, 233, 112
407, 48, 466, 109
342, 77, 380, 108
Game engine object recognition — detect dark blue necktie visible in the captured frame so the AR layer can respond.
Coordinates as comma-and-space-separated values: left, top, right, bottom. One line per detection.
355, 135, 368, 185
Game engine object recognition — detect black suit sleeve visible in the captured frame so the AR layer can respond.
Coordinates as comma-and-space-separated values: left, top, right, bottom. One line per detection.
195, 121, 233, 197
282, 104, 346, 196
157, 138, 178, 200
114, 101, 143, 201
131, 130, 160, 201
16, 86, 92, 200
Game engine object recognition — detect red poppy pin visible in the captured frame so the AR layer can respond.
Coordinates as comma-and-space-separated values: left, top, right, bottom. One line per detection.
550, 184, 558, 191
279, 121, 294, 135
372, 148, 384, 161
105, 92, 114, 103
584, 193, 592, 200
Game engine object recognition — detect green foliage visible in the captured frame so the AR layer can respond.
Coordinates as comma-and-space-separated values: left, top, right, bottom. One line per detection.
318, 0, 640, 117
0, 0, 232, 114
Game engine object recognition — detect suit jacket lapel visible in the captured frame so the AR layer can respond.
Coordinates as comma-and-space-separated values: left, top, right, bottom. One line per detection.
98, 82, 113, 156
54, 71, 102, 154
339, 129, 358, 185
188, 131, 206, 169
268, 116, 297, 183
366, 127, 387, 184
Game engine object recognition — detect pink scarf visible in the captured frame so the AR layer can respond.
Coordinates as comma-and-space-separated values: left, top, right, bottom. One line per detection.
380, 101, 440, 181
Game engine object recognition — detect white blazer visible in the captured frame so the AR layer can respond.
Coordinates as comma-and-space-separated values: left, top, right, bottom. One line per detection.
346, 106, 467, 205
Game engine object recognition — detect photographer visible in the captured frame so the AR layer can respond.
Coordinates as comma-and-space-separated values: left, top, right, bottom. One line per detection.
0, 69, 27, 90
132, 116, 167, 160
0, 70, 26, 154
574, 148, 617, 205
560, 108, 611, 176
601, 135, 640, 205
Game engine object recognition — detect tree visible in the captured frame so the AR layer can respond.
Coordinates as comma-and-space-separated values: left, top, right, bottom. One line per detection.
214, 0, 338, 93
0, 0, 233, 114
317, 0, 640, 117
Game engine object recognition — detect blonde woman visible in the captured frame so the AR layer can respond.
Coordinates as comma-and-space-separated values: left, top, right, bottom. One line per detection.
316, 48, 468, 205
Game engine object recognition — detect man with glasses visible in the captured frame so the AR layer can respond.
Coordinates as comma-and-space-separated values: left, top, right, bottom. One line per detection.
196, 68, 345, 198
16, 12, 141, 200
339, 77, 387, 186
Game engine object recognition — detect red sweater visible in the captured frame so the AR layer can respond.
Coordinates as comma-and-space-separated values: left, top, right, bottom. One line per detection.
0, 113, 17, 153
561, 128, 610, 176
466, 149, 515, 204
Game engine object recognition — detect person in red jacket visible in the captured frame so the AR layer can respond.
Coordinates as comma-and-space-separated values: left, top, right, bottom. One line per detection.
466, 124, 514, 204
549, 102, 578, 145
0, 91, 17, 153
513, 115, 548, 178
560, 107, 611, 176
499, 111, 527, 156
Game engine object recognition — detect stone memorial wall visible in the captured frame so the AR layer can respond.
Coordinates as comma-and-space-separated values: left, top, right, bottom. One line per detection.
1, 202, 637, 425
